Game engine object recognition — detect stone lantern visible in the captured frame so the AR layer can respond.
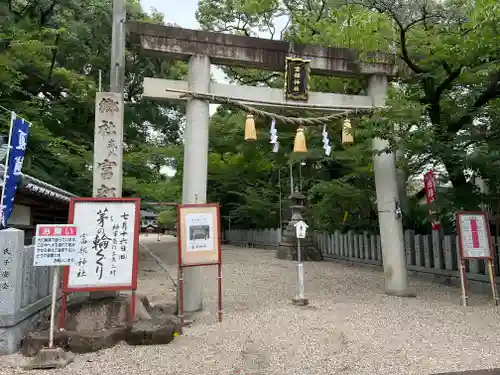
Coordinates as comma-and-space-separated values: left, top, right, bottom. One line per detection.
277, 188, 322, 261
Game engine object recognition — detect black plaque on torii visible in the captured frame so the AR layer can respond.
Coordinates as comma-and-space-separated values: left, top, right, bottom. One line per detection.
284, 57, 311, 102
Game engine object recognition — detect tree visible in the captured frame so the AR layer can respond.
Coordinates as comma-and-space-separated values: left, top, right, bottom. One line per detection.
0, 0, 185, 200
195, 0, 384, 231
354, 0, 500, 210
196, 0, 500, 228
158, 207, 177, 229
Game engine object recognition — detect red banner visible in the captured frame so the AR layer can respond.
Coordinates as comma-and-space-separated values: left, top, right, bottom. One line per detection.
424, 170, 440, 230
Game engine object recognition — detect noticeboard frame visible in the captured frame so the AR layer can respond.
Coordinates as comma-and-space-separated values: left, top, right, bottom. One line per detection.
456, 210, 493, 260
455, 210, 498, 307
59, 197, 141, 329
177, 203, 222, 267
176, 203, 222, 333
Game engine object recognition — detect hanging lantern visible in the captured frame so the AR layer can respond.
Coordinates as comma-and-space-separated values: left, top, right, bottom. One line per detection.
244, 114, 257, 141
293, 126, 307, 153
342, 118, 354, 145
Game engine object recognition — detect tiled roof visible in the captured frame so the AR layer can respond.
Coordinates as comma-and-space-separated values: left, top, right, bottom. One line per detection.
0, 164, 77, 203
140, 210, 158, 217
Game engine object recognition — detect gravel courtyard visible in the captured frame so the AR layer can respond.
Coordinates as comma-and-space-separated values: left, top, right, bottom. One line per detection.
2, 234, 500, 374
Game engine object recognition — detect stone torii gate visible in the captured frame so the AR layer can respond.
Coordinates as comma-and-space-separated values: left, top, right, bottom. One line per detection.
128, 22, 411, 312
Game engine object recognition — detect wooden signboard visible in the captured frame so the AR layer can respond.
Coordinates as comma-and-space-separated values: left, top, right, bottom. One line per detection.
177, 203, 222, 332
60, 197, 141, 327
456, 211, 498, 306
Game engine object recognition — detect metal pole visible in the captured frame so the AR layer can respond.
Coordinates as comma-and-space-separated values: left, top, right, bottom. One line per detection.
48, 267, 60, 349
278, 168, 282, 232
297, 238, 304, 300
299, 162, 302, 192
289, 162, 294, 194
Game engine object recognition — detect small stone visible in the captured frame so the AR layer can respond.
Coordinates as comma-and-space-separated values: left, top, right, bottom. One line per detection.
125, 321, 176, 346
20, 331, 71, 357
23, 347, 74, 370
292, 297, 309, 306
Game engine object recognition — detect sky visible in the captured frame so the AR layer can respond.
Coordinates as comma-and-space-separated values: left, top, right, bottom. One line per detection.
139, 0, 284, 177
141, 0, 227, 113
140, 0, 218, 176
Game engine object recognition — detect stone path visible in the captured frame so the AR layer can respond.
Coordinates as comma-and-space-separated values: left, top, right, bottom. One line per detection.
2, 234, 500, 374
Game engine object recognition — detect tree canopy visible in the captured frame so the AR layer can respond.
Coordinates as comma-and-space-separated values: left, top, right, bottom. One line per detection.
2, 0, 499, 234
1, 0, 184, 200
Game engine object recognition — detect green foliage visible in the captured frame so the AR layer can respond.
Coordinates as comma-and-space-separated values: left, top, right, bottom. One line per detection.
158, 208, 177, 228
0, 0, 184, 200
196, 0, 500, 233
4, 0, 500, 235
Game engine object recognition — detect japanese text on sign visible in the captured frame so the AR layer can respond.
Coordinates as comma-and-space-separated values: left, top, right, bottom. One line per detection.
0, 244, 13, 293
0, 230, 22, 315
67, 200, 137, 290
424, 170, 440, 230
185, 212, 214, 252
178, 204, 221, 267
33, 225, 78, 267
458, 213, 491, 258
284, 57, 310, 101
93, 92, 123, 198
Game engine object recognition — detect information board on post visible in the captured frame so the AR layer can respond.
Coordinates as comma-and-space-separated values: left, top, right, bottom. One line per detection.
456, 211, 498, 307
177, 204, 221, 267
177, 203, 222, 332
33, 223, 79, 351
60, 197, 141, 328
34, 224, 78, 266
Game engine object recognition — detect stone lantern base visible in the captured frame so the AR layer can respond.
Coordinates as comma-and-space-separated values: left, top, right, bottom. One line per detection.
277, 213, 322, 261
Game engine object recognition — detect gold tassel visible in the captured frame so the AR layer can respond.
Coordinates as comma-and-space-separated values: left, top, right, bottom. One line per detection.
293, 126, 307, 153
342, 118, 354, 145
244, 114, 257, 141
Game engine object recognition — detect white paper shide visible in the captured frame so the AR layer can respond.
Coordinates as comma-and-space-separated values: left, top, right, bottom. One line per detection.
68, 201, 136, 289
185, 212, 214, 252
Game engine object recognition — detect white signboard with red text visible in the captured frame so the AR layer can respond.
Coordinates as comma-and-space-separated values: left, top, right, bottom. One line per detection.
457, 212, 491, 259
33, 224, 78, 267
456, 211, 497, 307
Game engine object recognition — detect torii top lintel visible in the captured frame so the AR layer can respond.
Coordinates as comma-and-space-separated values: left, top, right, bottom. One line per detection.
127, 22, 395, 78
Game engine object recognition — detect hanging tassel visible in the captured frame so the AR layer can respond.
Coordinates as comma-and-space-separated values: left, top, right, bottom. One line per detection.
322, 125, 332, 156
270, 118, 279, 153
342, 118, 354, 145
244, 114, 257, 141
293, 126, 307, 153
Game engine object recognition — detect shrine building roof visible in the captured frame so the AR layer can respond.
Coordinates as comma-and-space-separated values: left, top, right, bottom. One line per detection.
0, 164, 77, 203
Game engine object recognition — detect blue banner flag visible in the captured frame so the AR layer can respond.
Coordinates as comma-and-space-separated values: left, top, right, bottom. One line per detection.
0, 112, 29, 227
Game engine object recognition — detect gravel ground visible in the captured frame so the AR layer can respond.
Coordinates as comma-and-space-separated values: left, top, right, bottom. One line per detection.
2, 234, 500, 374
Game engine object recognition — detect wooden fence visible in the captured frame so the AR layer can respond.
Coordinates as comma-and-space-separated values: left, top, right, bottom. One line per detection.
224, 229, 282, 249
224, 228, 500, 287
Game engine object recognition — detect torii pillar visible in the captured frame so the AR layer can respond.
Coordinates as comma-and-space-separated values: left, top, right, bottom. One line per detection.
180, 54, 211, 311
128, 22, 412, 312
